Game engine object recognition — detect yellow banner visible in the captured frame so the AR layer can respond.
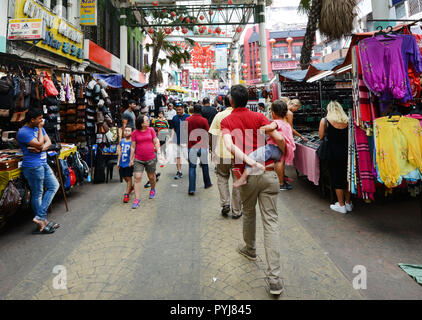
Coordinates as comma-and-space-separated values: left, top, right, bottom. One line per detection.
80, 0, 97, 26
15, 0, 83, 63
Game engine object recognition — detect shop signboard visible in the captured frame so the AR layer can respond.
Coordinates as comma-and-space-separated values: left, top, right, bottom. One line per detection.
14, 0, 84, 63
202, 79, 218, 92
271, 60, 298, 71
80, 0, 97, 26
215, 44, 228, 71
84, 40, 120, 73
125, 64, 146, 83
181, 69, 189, 87
7, 18, 45, 41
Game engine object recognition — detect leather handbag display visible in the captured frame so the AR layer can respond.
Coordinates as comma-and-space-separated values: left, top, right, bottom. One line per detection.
0, 180, 21, 217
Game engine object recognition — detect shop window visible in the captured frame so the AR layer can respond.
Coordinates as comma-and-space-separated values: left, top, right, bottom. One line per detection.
395, 2, 407, 18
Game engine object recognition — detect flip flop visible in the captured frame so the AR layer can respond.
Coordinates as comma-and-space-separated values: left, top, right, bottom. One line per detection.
46, 221, 60, 230
32, 224, 55, 234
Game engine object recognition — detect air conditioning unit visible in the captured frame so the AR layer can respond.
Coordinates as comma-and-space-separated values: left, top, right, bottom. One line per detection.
323, 46, 333, 55
284, 53, 291, 59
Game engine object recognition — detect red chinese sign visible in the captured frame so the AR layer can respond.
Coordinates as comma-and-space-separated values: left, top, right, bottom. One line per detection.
182, 69, 189, 87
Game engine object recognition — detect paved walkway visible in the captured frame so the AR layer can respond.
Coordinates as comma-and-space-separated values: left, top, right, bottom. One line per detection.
3, 162, 417, 300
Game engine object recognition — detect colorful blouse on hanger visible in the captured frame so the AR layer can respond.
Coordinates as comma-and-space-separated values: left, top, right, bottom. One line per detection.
374, 116, 422, 188
359, 36, 407, 99
379, 35, 422, 103
355, 46, 372, 122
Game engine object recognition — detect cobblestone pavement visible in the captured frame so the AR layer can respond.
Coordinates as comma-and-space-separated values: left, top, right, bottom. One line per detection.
3, 162, 410, 300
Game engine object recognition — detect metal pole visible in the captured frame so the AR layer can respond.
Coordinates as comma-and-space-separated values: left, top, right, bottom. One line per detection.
120, 1, 128, 76
258, 0, 268, 83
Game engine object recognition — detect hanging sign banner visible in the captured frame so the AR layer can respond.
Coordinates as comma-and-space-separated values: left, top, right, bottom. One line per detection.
80, 0, 97, 26
215, 44, 228, 71
7, 18, 45, 41
182, 69, 189, 87
14, 0, 83, 63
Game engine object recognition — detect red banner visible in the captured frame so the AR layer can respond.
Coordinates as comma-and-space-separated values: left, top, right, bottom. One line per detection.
182, 69, 189, 87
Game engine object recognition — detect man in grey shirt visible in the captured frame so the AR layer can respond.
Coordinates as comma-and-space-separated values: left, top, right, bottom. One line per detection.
122, 100, 137, 131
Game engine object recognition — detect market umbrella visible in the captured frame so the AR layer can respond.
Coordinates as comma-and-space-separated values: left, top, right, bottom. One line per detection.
167, 85, 188, 93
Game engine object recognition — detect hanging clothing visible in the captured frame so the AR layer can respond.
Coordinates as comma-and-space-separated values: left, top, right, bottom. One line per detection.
354, 124, 376, 199
406, 113, 422, 126
359, 36, 407, 100
355, 46, 372, 122
374, 116, 422, 188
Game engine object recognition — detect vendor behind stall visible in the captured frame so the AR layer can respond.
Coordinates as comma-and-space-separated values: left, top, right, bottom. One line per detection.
17, 109, 60, 234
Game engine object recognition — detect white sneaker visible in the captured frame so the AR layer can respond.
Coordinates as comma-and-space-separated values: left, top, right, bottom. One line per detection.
330, 202, 347, 214
345, 202, 353, 212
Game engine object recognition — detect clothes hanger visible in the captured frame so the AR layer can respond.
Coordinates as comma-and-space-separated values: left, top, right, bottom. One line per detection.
374, 25, 395, 40
387, 104, 402, 121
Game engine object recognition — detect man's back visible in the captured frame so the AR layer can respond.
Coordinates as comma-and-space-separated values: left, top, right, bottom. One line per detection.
187, 114, 209, 149
201, 105, 218, 126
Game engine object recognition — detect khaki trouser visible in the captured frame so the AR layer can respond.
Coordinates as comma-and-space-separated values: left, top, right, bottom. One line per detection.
240, 170, 281, 283
216, 157, 242, 215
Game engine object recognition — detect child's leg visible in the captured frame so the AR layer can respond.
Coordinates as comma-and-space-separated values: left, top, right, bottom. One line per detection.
267, 130, 286, 154
275, 161, 285, 185
124, 177, 132, 194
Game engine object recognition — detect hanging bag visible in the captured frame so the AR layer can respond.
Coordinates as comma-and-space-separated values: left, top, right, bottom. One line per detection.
43, 74, 59, 97
316, 117, 331, 161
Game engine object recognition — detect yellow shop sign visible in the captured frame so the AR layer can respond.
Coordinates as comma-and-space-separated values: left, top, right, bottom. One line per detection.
80, 0, 97, 26
15, 0, 84, 63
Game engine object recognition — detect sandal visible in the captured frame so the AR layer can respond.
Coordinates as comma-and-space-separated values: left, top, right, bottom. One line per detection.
46, 221, 60, 230
32, 224, 55, 234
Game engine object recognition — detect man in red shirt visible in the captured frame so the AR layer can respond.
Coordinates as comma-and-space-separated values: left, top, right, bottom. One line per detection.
186, 103, 213, 195
221, 85, 284, 296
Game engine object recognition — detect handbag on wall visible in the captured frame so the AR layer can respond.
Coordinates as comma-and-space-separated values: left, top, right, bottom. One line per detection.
316, 118, 331, 161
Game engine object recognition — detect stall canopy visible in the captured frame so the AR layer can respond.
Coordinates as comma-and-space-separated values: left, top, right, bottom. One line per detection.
167, 85, 188, 93
279, 58, 346, 82
93, 74, 148, 89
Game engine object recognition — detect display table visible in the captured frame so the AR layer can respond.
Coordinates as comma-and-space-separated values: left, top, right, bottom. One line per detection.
0, 145, 77, 197
293, 142, 320, 186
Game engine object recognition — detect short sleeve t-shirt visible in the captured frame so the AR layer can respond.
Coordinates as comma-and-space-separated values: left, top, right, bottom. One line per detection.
17, 126, 47, 168
122, 109, 136, 129
119, 139, 132, 168
131, 127, 157, 161
221, 107, 270, 171
172, 113, 190, 145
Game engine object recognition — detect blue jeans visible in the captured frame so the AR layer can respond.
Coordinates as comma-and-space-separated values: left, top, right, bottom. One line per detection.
22, 163, 60, 221
188, 148, 212, 193
245, 144, 283, 173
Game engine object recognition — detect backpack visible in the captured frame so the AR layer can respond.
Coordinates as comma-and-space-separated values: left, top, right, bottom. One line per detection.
59, 159, 71, 190
68, 167, 77, 186
43, 74, 59, 97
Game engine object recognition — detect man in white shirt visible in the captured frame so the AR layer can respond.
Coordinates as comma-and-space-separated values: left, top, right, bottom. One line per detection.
166, 103, 177, 128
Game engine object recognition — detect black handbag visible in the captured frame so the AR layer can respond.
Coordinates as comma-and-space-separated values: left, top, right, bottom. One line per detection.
316, 118, 331, 161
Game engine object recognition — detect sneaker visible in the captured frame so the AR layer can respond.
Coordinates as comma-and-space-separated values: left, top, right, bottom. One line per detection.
144, 181, 151, 188
232, 212, 243, 219
238, 245, 257, 261
345, 202, 353, 212
280, 183, 293, 191
284, 176, 294, 183
149, 189, 156, 199
266, 278, 284, 295
221, 205, 230, 217
204, 184, 213, 189
123, 194, 129, 203
174, 171, 182, 179
188, 191, 195, 196
178, 172, 183, 179
330, 202, 347, 214
132, 199, 141, 209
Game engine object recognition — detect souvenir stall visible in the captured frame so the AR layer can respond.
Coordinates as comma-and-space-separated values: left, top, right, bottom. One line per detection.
346, 24, 422, 218
278, 61, 353, 199
0, 54, 95, 229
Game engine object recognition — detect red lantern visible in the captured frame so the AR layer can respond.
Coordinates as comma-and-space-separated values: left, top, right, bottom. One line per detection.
162, 7, 167, 13
209, 10, 213, 16
199, 15, 204, 20
193, 19, 196, 24
269, 38, 276, 46
186, 17, 190, 23
148, 27, 154, 34
176, 26, 180, 31
152, 1, 159, 6
236, 26, 243, 33
256, 61, 261, 67
215, 27, 221, 34
242, 64, 247, 69
218, 7, 222, 11
171, 11, 176, 17
222, 31, 225, 35
208, 28, 212, 34
180, 15, 184, 21
182, 27, 188, 34
228, 0, 233, 4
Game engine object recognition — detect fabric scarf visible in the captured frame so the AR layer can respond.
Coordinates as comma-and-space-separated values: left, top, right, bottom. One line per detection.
354, 124, 376, 200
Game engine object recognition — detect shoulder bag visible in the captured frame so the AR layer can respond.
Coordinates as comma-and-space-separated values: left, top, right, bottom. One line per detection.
316, 117, 331, 161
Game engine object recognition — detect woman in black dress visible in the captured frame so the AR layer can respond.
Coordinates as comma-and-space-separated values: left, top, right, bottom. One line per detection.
319, 101, 352, 214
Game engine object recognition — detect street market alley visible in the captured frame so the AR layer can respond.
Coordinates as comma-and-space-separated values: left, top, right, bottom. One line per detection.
0, 165, 421, 300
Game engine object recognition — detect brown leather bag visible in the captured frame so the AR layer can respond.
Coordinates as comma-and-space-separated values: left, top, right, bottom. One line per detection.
97, 111, 104, 124
0, 180, 21, 217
